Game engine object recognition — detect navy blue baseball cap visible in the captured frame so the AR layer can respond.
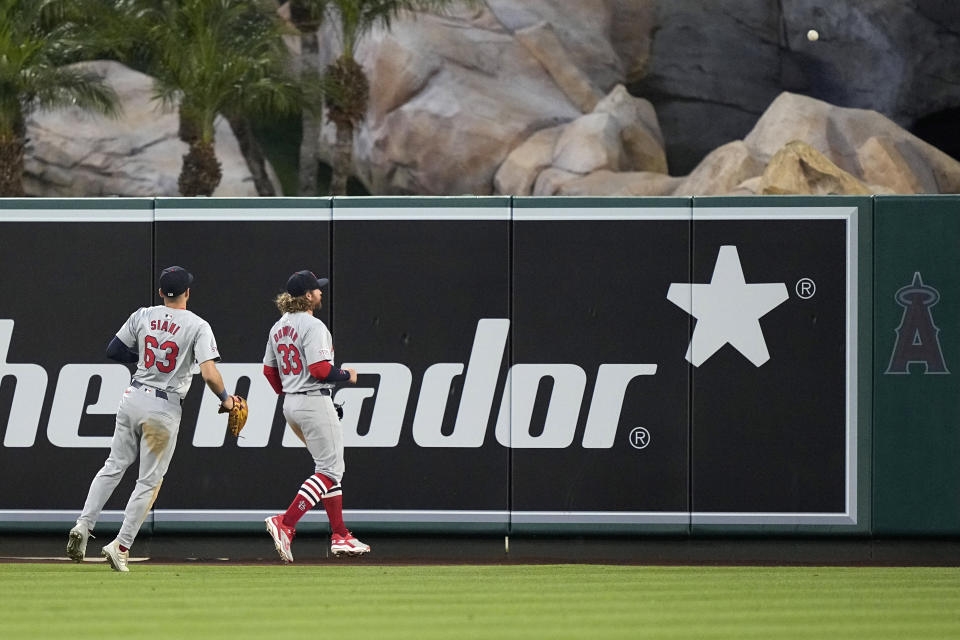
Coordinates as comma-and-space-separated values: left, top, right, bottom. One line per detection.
159, 266, 194, 297
286, 270, 328, 296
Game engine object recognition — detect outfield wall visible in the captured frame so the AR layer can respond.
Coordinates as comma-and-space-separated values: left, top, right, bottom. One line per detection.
0, 195, 955, 537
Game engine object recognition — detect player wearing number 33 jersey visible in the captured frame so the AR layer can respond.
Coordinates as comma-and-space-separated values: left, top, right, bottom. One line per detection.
66, 266, 236, 572
262, 270, 370, 561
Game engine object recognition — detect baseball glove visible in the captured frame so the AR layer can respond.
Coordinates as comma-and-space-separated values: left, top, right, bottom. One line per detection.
219, 395, 248, 437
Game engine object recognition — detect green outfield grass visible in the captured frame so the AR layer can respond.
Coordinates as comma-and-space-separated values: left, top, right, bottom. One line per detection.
1, 564, 959, 639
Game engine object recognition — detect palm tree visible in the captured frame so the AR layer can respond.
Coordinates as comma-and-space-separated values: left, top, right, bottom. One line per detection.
130, 0, 301, 196
0, 0, 119, 196
319, 0, 467, 195
288, 0, 327, 195
225, 112, 278, 196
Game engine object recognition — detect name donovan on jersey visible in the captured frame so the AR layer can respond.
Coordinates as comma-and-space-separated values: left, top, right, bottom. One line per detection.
272, 325, 298, 343
1, 319, 653, 449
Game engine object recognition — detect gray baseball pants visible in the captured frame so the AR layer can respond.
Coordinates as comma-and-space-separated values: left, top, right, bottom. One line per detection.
283, 393, 345, 482
76, 384, 181, 548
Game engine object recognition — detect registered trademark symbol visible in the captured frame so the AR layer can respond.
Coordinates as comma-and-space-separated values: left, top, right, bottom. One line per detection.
628, 427, 650, 449
796, 278, 816, 299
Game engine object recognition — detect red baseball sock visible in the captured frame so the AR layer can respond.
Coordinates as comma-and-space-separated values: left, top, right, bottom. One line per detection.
323, 494, 348, 536
282, 473, 338, 528
281, 493, 313, 528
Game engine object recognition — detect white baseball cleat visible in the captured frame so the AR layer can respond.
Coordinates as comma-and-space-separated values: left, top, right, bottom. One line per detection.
331, 532, 371, 557
66, 523, 94, 563
265, 515, 295, 563
101, 540, 129, 572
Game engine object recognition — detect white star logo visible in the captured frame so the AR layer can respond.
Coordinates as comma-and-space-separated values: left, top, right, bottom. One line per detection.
667, 246, 788, 367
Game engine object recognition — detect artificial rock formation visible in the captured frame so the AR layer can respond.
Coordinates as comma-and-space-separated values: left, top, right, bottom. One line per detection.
756, 140, 873, 196
21, 2, 960, 199
633, 0, 960, 174
671, 141, 762, 197
551, 170, 680, 197
309, 1, 640, 195
736, 92, 960, 195
507, 90, 960, 197
301, 1, 957, 197
24, 60, 268, 197
496, 83, 666, 196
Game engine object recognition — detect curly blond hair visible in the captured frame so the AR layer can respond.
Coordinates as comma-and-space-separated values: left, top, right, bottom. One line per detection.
275, 292, 313, 314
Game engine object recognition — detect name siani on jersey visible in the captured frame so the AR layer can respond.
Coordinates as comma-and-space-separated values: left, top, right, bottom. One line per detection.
149, 318, 182, 335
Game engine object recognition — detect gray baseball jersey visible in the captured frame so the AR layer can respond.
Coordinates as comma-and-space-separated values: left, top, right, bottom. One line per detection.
263, 312, 334, 394
116, 306, 220, 396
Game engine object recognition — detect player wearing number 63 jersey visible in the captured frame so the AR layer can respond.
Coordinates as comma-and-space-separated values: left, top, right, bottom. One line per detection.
262, 270, 370, 561
66, 266, 237, 572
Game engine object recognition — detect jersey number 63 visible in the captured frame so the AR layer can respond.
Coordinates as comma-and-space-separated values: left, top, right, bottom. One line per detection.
143, 335, 179, 373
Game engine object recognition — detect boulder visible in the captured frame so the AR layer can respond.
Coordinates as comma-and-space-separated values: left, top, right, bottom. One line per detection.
672, 141, 763, 196
515, 21, 604, 113
501, 89, 959, 198
483, 0, 626, 88
555, 170, 681, 196
495, 81, 670, 195
532, 167, 581, 195
732, 176, 764, 195
494, 125, 564, 196
632, 0, 960, 174
745, 92, 960, 193
364, 30, 440, 128
593, 84, 667, 173
311, 2, 629, 194
23, 60, 264, 197
551, 112, 622, 174
857, 136, 926, 195
757, 140, 871, 195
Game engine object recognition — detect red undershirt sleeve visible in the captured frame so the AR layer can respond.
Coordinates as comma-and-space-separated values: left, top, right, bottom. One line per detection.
263, 365, 283, 395
308, 360, 333, 380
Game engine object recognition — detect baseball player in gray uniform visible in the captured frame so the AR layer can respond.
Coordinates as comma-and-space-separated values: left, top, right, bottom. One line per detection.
66, 266, 236, 572
262, 270, 370, 561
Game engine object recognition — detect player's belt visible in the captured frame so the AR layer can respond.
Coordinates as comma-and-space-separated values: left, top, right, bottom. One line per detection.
131, 380, 181, 404
292, 388, 331, 396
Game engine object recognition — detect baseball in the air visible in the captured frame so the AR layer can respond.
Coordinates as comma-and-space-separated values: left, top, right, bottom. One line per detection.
807, 29, 819, 41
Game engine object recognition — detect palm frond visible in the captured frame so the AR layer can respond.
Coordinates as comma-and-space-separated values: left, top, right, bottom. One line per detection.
130, 0, 303, 140
29, 65, 120, 118
0, 0, 120, 132
326, 0, 473, 54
